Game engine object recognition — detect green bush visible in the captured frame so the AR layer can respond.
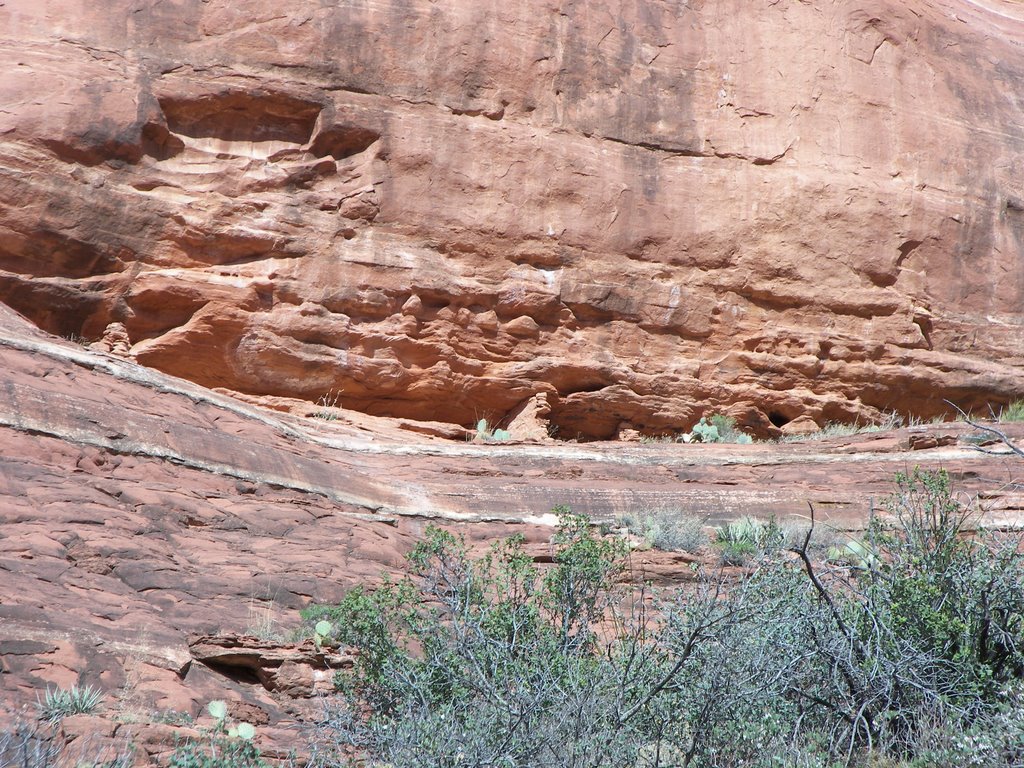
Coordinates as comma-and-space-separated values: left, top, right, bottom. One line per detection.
714, 516, 783, 564
685, 414, 753, 444
785, 468, 1024, 758
310, 509, 659, 767
999, 399, 1024, 422
710, 413, 754, 444
307, 473, 1024, 768
717, 538, 756, 565
689, 416, 720, 443
472, 418, 511, 442
619, 508, 709, 553
168, 734, 266, 768
168, 701, 266, 768
36, 684, 103, 723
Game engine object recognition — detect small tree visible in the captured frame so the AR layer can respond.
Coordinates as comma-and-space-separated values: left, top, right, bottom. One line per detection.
307, 508, 749, 768
789, 469, 1024, 759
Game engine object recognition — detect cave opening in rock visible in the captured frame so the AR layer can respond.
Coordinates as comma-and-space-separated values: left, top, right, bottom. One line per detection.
199, 659, 263, 687
768, 411, 791, 428
159, 91, 323, 145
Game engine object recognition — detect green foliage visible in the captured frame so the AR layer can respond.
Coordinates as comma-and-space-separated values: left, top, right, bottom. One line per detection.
710, 413, 754, 444
36, 684, 104, 724
998, 399, 1024, 422
307, 474, 1024, 768
311, 509, 650, 767
619, 508, 709, 552
168, 702, 266, 768
786, 468, 1024, 758
825, 537, 877, 569
473, 418, 511, 442
301, 582, 408, 686
905, 682, 1024, 766
544, 506, 627, 646
689, 416, 720, 443
167, 733, 266, 768
686, 414, 753, 444
314, 620, 333, 646
853, 469, 1024, 706
714, 516, 783, 564
717, 538, 756, 565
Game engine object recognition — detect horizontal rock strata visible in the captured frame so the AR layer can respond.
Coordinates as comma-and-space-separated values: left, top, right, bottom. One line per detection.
1, 0, 1024, 438
1, 304, 1022, 759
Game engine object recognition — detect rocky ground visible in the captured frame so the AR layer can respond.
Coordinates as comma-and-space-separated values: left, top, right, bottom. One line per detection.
1, 302, 1022, 763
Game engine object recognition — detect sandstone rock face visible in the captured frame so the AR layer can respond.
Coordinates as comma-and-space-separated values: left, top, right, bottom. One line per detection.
1, 304, 1023, 760
2, 0, 1024, 439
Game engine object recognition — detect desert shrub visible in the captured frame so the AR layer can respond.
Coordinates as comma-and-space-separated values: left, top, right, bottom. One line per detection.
779, 421, 863, 442
312, 391, 343, 421
168, 701, 266, 768
825, 537, 878, 569
904, 689, 1024, 767
307, 473, 1024, 768
167, 735, 266, 768
714, 516, 783, 564
472, 418, 511, 442
168, 735, 266, 768
37, 684, 103, 723
998, 399, 1024, 422
778, 411, 945, 443
716, 538, 755, 565
689, 416, 720, 443
709, 413, 754, 444
686, 414, 753, 444
785, 468, 1024, 759
781, 518, 842, 553
0, 722, 63, 768
309, 508, 659, 768
309, 509, 821, 768
619, 508, 709, 553
152, 709, 194, 726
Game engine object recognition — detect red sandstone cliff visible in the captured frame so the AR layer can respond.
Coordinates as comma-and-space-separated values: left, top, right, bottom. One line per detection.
2, 0, 1024, 439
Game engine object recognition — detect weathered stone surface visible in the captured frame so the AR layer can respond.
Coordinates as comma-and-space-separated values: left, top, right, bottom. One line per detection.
908, 431, 959, 451
189, 633, 352, 697
2, 0, 1024, 439
780, 416, 823, 438
3, 0, 1024, 757
1, 304, 1023, 759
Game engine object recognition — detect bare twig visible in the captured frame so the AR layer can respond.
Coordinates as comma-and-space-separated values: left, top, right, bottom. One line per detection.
791, 502, 877, 741
944, 399, 1024, 458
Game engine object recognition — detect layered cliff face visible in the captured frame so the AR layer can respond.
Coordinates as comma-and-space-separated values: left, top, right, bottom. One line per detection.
2, 299, 1023, 757
1, 0, 1023, 439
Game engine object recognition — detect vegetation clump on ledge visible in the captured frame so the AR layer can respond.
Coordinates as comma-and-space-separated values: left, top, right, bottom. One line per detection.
301, 471, 1024, 768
